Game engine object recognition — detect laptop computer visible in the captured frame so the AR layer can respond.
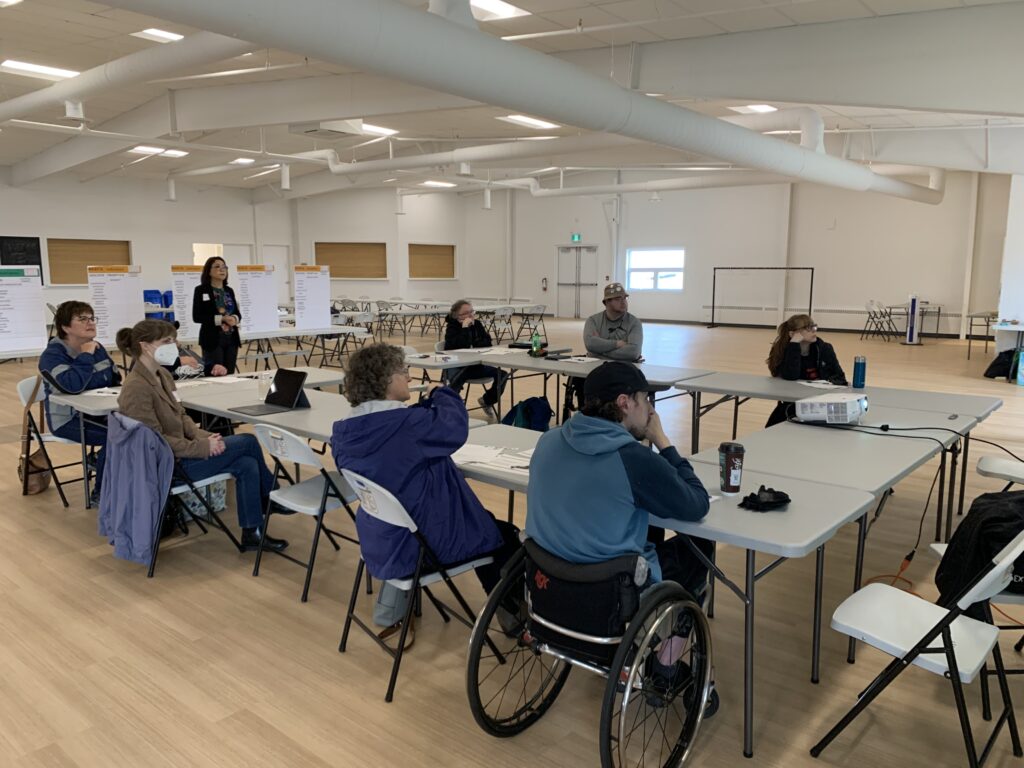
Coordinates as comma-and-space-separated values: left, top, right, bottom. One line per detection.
229, 368, 310, 416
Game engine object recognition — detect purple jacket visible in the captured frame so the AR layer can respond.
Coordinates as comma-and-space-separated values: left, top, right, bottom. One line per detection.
331, 387, 502, 580
98, 412, 174, 565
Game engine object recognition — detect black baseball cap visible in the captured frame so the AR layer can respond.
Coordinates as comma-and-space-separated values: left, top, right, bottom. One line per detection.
584, 362, 668, 402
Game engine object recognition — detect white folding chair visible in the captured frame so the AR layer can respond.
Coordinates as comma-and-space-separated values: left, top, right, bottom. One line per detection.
489, 306, 515, 344
434, 340, 493, 412
515, 304, 547, 342
17, 375, 86, 507
811, 531, 1024, 766
978, 456, 1024, 493
251, 424, 362, 602
337, 469, 493, 702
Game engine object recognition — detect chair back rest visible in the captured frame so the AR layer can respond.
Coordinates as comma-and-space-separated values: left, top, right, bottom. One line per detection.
493, 307, 513, 319
17, 376, 45, 407
376, 300, 394, 311
340, 299, 358, 311
340, 469, 417, 531
252, 424, 322, 468
434, 340, 445, 353
529, 304, 546, 314
959, 529, 1024, 609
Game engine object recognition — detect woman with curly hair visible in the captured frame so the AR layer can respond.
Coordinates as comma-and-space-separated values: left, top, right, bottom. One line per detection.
331, 343, 518, 645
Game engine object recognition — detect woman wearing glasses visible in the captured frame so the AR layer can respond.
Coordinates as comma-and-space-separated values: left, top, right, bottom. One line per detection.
765, 314, 847, 427
192, 257, 242, 374
38, 301, 121, 503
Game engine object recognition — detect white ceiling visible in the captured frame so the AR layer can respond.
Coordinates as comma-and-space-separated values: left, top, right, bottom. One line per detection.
1, 0, 1023, 191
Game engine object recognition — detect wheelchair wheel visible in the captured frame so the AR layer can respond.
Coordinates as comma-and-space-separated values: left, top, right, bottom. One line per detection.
466, 548, 572, 736
599, 581, 713, 768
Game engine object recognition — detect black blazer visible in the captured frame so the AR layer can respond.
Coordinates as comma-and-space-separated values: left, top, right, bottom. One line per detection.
444, 317, 493, 350
777, 338, 847, 385
192, 284, 242, 351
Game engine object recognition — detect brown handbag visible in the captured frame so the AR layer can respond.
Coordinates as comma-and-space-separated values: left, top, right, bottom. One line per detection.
18, 376, 53, 495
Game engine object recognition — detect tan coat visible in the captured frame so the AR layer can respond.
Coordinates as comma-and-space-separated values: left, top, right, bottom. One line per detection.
117, 362, 212, 459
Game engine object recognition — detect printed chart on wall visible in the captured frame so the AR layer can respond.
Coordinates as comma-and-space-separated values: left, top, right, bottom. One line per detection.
88, 265, 143, 346
0, 266, 46, 358
294, 265, 330, 330
170, 265, 203, 342
235, 264, 279, 333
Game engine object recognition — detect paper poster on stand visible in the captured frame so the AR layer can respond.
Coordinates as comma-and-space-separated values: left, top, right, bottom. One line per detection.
88, 265, 143, 346
170, 264, 203, 342
293, 265, 330, 330
0, 266, 46, 357
235, 264, 280, 334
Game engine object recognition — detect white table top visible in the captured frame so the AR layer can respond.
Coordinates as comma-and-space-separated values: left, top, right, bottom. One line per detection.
675, 372, 1002, 420
993, 322, 1024, 333
242, 326, 368, 341
690, 408, 971, 496
456, 425, 875, 558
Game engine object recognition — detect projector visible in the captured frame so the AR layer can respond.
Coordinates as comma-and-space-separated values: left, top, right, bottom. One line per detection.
793, 392, 868, 425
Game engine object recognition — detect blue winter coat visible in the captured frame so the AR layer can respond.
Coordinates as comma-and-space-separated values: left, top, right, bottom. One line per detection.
98, 412, 174, 565
331, 387, 502, 580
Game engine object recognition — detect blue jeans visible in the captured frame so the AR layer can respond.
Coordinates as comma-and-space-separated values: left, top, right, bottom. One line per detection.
53, 416, 107, 492
178, 434, 275, 529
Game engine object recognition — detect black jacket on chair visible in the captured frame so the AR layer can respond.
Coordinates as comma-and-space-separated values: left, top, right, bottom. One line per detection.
191, 284, 242, 352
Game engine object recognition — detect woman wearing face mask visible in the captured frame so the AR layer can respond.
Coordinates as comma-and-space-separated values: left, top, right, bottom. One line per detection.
115, 320, 287, 552
764, 314, 847, 427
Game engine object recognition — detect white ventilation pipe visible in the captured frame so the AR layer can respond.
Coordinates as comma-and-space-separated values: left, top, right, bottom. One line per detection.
723, 108, 825, 153
98, 0, 944, 204
291, 133, 632, 176
0, 32, 253, 124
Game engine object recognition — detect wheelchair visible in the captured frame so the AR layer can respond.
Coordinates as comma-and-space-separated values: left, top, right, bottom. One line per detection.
466, 540, 715, 768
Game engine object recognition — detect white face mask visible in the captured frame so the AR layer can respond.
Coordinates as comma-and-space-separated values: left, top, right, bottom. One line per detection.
153, 342, 179, 366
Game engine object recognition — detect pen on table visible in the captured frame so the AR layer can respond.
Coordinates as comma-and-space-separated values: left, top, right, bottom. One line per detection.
510, 464, 530, 470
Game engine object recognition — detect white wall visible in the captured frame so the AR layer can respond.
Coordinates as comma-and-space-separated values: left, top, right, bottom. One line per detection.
996, 174, 1024, 351
0, 174, 266, 305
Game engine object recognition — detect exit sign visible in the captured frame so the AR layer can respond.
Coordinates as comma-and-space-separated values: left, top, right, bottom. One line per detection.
571, 232, 581, 242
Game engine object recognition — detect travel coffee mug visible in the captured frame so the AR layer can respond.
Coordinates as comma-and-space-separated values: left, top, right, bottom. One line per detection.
719, 442, 745, 495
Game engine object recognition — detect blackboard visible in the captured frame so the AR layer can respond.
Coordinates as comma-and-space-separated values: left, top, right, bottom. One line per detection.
0, 237, 43, 283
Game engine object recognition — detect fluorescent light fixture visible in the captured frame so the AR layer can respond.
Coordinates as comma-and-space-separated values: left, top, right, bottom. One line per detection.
244, 164, 281, 181
131, 28, 184, 43
470, 0, 529, 21
0, 0, 25, 7
645, 93, 665, 98
128, 145, 165, 155
530, 167, 558, 175
0, 59, 79, 80
361, 122, 398, 137
421, 180, 456, 188
382, 178, 398, 183
161, 149, 189, 158
230, 157, 256, 165
497, 114, 560, 130
728, 104, 778, 115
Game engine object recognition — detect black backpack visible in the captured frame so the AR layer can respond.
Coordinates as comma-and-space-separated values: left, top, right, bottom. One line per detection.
936, 490, 1024, 614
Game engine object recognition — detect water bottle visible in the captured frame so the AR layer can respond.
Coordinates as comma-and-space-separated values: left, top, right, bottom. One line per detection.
852, 356, 867, 389
531, 330, 541, 356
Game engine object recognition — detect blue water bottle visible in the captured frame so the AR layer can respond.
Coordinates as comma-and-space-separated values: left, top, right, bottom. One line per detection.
852, 356, 866, 389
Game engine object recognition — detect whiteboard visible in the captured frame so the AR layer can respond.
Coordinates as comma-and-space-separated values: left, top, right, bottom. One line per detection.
170, 265, 203, 342
0, 266, 46, 357
88, 265, 144, 346
294, 265, 330, 330
235, 264, 280, 334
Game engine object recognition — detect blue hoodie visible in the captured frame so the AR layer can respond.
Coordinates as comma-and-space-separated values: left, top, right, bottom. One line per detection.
331, 387, 502, 580
526, 413, 709, 582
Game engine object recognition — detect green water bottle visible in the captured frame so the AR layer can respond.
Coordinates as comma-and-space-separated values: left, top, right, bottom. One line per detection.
531, 330, 541, 356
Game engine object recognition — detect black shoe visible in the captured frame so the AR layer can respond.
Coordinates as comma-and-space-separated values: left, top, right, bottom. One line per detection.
89, 485, 101, 506
269, 501, 296, 516
241, 528, 289, 553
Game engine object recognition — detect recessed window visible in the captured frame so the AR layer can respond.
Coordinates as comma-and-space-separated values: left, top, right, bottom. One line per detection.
626, 248, 684, 292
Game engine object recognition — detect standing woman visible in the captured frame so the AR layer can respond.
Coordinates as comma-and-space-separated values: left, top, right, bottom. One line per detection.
192, 257, 242, 374
765, 314, 847, 427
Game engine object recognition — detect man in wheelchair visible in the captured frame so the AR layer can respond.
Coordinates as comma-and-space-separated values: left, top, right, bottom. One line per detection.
466, 362, 716, 766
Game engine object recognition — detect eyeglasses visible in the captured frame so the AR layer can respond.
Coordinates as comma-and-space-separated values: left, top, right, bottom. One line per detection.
394, 366, 411, 377
74, 315, 97, 323
797, 325, 818, 332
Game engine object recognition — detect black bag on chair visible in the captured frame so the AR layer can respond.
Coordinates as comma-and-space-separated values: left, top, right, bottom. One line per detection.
984, 349, 1017, 379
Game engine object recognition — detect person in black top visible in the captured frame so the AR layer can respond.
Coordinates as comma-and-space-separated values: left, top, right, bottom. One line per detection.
765, 314, 847, 427
443, 299, 509, 422
192, 257, 242, 374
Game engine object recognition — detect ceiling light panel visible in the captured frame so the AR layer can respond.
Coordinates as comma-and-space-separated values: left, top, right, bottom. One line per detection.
0, 0, 25, 7
161, 149, 189, 158
421, 180, 456, 188
728, 104, 778, 114
0, 59, 79, 81
470, 0, 529, 21
230, 158, 256, 165
361, 123, 398, 136
128, 145, 165, 155
130, 28, 185, 43
496, 114, 560, 130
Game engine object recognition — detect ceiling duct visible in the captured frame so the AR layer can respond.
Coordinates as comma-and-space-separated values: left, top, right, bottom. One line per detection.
288, 119, 365, 141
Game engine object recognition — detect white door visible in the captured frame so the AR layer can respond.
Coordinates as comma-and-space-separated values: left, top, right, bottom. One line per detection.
556, 246, 600, 319
262, 244, 292, 304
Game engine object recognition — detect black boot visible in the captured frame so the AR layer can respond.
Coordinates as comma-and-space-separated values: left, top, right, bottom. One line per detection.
241, 527, 288, 553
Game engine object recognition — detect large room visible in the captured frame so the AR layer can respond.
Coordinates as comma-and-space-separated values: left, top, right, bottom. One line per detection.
2, 1, 1024, 766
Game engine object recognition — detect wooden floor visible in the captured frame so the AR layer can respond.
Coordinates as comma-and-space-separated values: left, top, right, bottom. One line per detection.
1, 321, 1022, 768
